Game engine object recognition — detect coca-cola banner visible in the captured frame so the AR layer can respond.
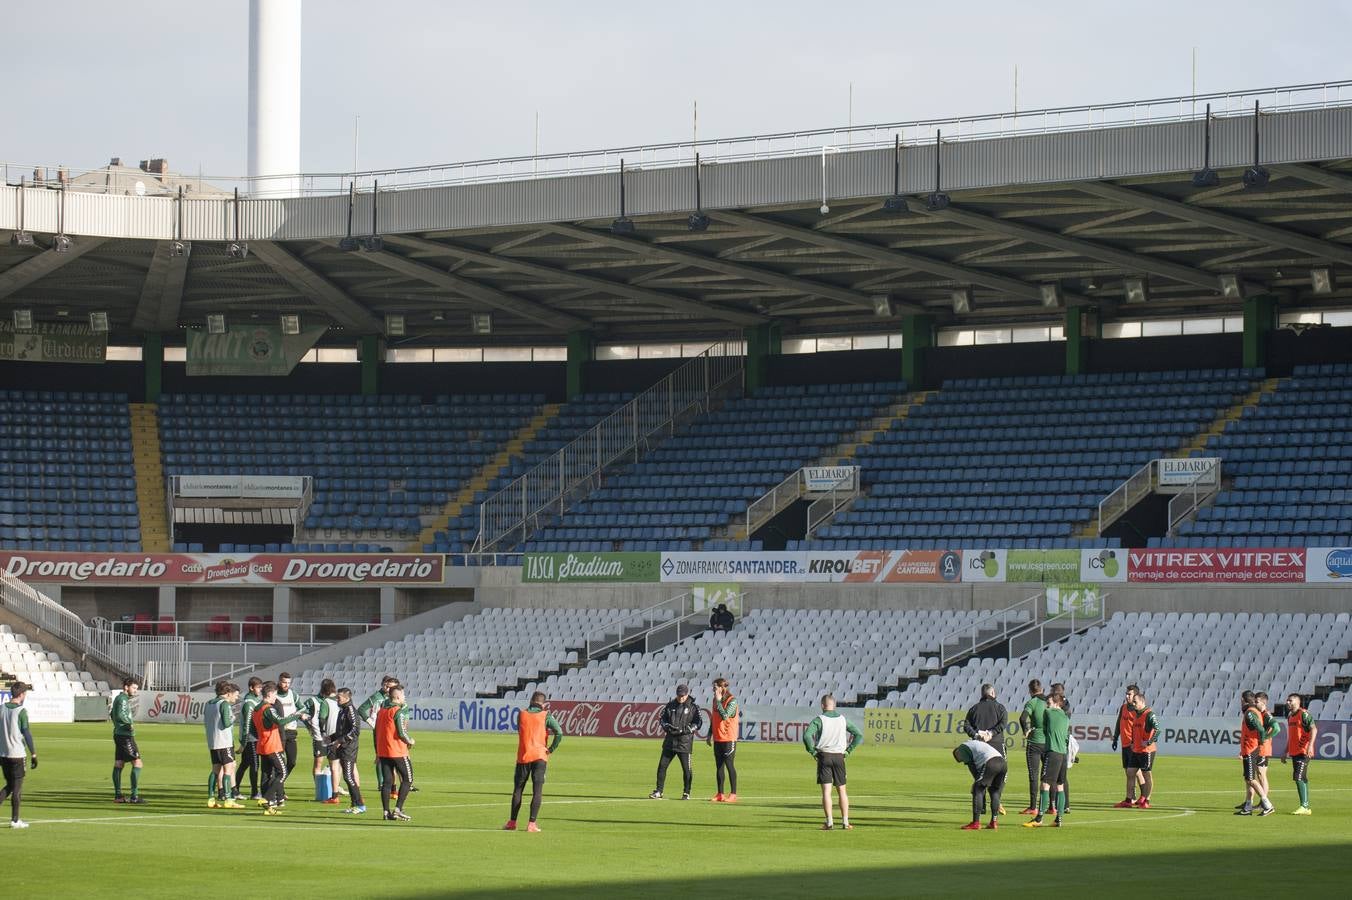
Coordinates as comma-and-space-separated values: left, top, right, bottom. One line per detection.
0, 551, 445, 586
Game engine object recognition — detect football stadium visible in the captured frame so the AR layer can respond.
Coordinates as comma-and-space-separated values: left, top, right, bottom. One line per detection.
2, 2, 1352, 897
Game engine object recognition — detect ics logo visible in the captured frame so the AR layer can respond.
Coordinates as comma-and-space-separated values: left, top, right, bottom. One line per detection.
1323, 548, 1352, 579
1090, 549, 1120, 579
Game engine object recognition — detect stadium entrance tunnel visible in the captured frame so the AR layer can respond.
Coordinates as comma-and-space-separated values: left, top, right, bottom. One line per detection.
750, 498, 810, 551
1102, 491, 1171, 548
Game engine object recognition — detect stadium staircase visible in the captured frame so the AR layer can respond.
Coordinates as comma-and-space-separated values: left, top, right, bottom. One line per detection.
129, 402, 170, 552
412, 402, 561, 552
1069, 373, 1277, 541
711, 384, 920, 546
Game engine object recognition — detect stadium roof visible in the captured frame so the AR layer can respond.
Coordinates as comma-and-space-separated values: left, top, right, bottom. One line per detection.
3, 81, 1352, 344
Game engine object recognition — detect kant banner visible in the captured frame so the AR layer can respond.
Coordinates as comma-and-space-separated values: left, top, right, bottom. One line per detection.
521, 552, 660, 583
0, 323, 106, 363
185, 325, 326, 376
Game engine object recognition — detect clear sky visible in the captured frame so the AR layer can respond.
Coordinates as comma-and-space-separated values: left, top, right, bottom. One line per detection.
2, 0, 1346, 178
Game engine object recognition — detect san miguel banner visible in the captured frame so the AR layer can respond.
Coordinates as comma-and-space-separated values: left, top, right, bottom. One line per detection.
185, 325, 326, 376
1127, 548, 1305, 584
521, 552, 660, 584
0, 322, 106, 363
0, 551, 445, 586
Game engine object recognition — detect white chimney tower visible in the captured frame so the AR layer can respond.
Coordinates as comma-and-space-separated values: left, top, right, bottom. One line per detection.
247, 0, 302, 197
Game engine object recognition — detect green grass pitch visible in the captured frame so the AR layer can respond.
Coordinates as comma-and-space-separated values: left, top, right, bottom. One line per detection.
9, 723, 1350, 898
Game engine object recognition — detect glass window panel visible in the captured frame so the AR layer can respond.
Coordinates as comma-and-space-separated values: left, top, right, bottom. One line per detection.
434, 347, 482, 362
596, 345, 637, 360
937, 329, 974, 347
851, 333, 888, 350
533, 346, 567, 361
164, 347, 187, 362
815, 337, 852, 353
483, 347, 532, 362
638, 343, 681, 359
1182, 317, 1224, 335
1140, 319, 1181, 337
317, 348, 358, 363
105, 346, 143, 361
1323, 310, 1352, 327
782, 338, 815, 355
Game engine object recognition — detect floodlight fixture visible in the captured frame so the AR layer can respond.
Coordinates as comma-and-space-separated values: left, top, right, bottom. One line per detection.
280, 314, 301, 335
89, 311, 110, 333
871, 295, 893, 318
13, 309, 33, 332
471, 313, 493, 335
52, 234, 72, 253
951, 289, 972, 314
9, 232, 35, 248
1311, 267, 1335, 295
1123, 277, 1148, 304
206, 314, 226, 334
1243, 101, 1269, 190
1219, 274, 1243, 299
926, 131, 950, 211
385, 314, 405, 337
1192, 103, 1220, 188
168, 240, 186, 257
1040, 283, 1063, 308
612, 159, 635, 235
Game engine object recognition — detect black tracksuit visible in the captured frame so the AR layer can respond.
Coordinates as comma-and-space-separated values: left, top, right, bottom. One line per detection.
655, 697, 703, 795
962, 697, 1009, 754
328, 702, 363, 807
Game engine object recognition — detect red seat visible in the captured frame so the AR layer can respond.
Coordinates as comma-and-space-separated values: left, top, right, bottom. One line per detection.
206, 615, 231, 639
132, 613, 153, 636
156, 615, 175, 636
242, 616, 261, 641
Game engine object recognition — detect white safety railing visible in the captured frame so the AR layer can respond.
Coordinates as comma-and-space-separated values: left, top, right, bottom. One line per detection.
746, 470, 806, 537
1007, 592, 1109, 660
805, 474, 860, 539
7, 80, 1349, 197
474, 338, 744, 554
582, 593, 724, 661
938, 594, 1042, 669
1098, 460, 1157, 534
132, 618, 380, 644
1167, 459, 1222, 535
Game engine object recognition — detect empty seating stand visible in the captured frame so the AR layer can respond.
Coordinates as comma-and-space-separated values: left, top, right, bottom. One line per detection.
816, 368, 1260, 550
1169, 363, 1352, 548
158, 392, 547, 541
522, 381, 906, 552
0, 389, 140, 552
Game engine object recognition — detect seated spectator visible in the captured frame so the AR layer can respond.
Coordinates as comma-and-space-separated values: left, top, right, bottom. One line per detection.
715, 604, 735, 631
709, 606, 725, 632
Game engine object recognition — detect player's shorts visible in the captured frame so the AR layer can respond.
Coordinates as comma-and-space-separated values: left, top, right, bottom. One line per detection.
329, 743, 358, 762
1241, 750, 1262, 782
1120, 745, 1133, 770
1129, 750, 1155, 772
713, 741, 736, 762
313, 742, 331, 759
1257, 754, 1269, 769
1043, 751, 1068, 787
113, 736, 140, 762
209, 747, 235, 766
513, 760, 548, 790
816, 752, 847, 786
1290, 755, 1310, 782
1, 757, 25, 785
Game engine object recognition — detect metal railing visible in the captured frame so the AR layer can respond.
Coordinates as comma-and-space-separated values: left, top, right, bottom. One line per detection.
7, 80, 1350, 197
805, 474, 860, 539
1167, 459, 1222, 536
1007, 592, 1109, 660
582, 593, 711, 661
127, 618, 381, 644
475, 338, 744, 554
746, 470, 806, 537
1098, 459, 1157, 534
88, 620, 188, 683
938, 594, 1042, 669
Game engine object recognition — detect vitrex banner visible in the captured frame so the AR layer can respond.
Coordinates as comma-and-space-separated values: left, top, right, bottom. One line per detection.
0, 551, 445, 586
1127, 549, 1305, 584
1304, 547, 1352, 583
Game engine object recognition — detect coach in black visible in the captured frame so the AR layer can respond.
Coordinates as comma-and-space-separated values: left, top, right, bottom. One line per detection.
649, 684, 703, 800
962, 683, 1009, 754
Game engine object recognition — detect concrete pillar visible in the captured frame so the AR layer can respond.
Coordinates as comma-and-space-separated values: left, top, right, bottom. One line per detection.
157, 586, 176, 620
901, 314, 933, 387
247, 0, 303, 197
272, 585, 292, 644
1065, 307, 1099, 376
1243, 294, 1278, 370
565, 330, 593, 400
379, 586, 397, 625
143, 333, 163, 403
743, 322, 782, 394
359, 334, 381, 395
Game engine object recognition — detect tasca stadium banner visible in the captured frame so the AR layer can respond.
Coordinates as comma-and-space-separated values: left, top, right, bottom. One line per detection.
0, 551, 445, 586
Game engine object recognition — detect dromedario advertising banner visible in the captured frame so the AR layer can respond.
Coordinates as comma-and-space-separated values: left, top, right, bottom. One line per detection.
0, 551, 445, 585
